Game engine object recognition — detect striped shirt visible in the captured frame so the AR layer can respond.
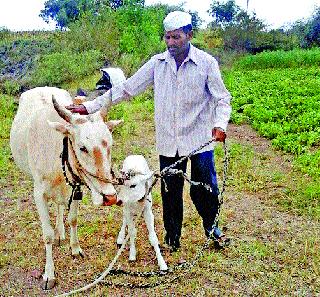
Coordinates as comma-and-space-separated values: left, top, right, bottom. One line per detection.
84, 44, 232, 157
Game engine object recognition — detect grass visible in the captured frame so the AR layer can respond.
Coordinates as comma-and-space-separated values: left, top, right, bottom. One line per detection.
1, 51, 320, 295
225, 50, 320, 216
234, 48, 320, 70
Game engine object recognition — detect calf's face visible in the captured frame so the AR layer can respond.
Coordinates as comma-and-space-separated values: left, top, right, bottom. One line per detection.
118, 155, 153, 204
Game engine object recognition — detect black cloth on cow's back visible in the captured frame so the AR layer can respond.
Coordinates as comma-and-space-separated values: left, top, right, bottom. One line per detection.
75, 70, 112, 99
96, 70, 112, 91
76, 88, 87, 96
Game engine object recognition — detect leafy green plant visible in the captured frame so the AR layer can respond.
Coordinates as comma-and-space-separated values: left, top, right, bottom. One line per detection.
226, 48, 320, 180
30, 50, 103, 86
234, 48, 320, 70
0, 80, 21, 96
294, 151, 320, 178
115, 5, 166, 58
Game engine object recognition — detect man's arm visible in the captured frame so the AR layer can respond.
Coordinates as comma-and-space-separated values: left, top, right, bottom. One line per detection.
68, 58, 156, 114
206, 58, 232, 142
66, 104, 89, 114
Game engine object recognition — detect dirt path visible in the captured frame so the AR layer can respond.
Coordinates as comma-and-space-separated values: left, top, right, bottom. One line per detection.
0, 123, 319, 296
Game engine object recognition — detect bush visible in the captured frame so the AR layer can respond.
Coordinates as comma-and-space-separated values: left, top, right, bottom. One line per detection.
193, 29, 223, 50
117, 53, 145, 77
58, 9, 120, 61
115, 5, 166, 58
0, 93, 16, 139
234, 48, 320, 70
0, 27, 10, 42
30, 50, 103, 86
0, 79, 21, 96
55, 5, 167, 62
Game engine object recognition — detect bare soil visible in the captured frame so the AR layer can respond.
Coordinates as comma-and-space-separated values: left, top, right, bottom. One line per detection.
0, 123, 319, 296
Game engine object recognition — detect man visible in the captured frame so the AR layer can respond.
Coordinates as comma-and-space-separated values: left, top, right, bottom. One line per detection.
67, 11, 232, 251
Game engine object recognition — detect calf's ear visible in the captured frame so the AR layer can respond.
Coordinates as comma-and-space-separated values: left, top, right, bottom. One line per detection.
106, 119, 123, 132
47, 120, 71, 134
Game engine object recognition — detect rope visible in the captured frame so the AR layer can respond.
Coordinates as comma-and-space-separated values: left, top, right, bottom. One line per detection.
56, 205, 146, 297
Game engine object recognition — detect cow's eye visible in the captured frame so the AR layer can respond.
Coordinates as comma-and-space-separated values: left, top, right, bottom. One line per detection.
80, 146, 88, 154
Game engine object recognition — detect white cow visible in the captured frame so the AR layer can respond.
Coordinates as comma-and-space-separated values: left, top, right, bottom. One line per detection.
116, 155, 168, 271
10, 87, 122, 289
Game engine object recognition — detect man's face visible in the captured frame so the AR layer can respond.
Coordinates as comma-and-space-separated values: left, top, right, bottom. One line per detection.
164, 28, 192, 58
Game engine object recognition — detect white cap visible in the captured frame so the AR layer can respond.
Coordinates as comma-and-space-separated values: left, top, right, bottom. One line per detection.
100, 67, 126, 87
163, 11, 192, 32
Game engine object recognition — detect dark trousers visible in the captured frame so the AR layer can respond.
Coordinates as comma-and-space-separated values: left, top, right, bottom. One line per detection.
159, 150, 220, 245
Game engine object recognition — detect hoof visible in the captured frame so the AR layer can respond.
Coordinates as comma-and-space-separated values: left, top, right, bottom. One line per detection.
41, 278, 56, 290
72, 251, 85, 259
159, 269, 168, 275
160, 266, 168, 272
178, 258, 187, 265
213, 237, 231, 250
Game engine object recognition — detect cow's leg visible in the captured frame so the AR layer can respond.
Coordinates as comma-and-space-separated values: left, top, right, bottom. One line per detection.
68, 200, 84, 257
144, 200, 168, 271
116, 208, 127, 248
128, 213, 137, 261
34, 183, 56, 290
55, 204, 65, 244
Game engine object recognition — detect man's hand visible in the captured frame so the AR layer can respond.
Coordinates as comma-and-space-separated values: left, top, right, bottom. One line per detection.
212, 127, 226, 142
65, 104, 89, 115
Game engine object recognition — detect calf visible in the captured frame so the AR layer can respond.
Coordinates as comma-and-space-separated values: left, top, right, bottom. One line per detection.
116, 155, 168, 271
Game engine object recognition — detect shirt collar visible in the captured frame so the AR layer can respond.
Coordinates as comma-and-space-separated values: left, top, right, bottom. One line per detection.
158, 43, 199, 65
186, 44, 199, 65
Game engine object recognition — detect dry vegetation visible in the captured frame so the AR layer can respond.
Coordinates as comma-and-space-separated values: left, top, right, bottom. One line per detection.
1, 108, 319, 296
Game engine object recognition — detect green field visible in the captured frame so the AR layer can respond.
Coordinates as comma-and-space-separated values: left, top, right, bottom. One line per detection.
0, 42, 319, 295
226, 49, 320, 180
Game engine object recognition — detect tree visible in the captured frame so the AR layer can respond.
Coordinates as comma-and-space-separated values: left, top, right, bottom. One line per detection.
305, 6, 320, 47
208, 0, 270, 52
189, 11, 202, 30
40, 0, 99, 29
289, 6, 320, 48
40, 0, 144, 29
209, 0, 240, 28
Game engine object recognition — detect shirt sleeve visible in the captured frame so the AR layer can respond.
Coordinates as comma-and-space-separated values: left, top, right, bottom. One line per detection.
83, 58, 155, 113
206, 58, 232, 131
83, 90, 111, 114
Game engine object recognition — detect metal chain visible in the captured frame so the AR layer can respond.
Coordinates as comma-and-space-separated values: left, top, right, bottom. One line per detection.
159, 138, 216, 177
100, 141, 230, 289
56, 140, 229, 295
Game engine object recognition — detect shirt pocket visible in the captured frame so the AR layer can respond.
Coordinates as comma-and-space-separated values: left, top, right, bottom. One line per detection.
180, 69, 207, 105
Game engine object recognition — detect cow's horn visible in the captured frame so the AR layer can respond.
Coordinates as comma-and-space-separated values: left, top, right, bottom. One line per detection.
52, 95, 72, 123
100, 97, 112, 120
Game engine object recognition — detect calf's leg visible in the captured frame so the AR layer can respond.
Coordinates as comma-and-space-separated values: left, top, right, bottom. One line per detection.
144, 200, 168, 271
127, 214, 137, 261
116, 208, 128, 247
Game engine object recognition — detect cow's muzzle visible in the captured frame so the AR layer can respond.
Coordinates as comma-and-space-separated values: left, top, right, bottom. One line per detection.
102, 194, 122, 206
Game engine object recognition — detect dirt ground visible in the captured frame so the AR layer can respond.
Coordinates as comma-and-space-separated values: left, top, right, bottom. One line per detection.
0, 123, 319, 296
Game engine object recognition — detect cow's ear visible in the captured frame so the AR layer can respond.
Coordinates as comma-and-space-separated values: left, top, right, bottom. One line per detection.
106, 120, 123, 132
47, 120, 70, 134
